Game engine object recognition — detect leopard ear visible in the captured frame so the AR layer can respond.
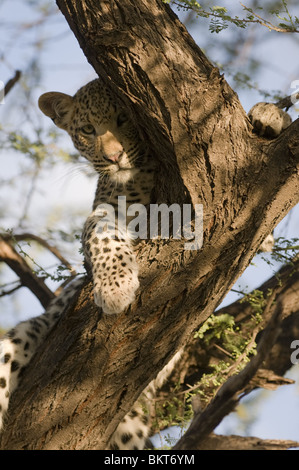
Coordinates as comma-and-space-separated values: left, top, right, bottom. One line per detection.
38, 92, 74, 130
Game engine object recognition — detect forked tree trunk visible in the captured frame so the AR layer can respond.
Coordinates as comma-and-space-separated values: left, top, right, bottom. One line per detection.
1, 0, 299, 450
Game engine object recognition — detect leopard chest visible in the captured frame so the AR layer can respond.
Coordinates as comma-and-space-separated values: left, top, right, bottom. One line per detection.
93, 167, 154, 214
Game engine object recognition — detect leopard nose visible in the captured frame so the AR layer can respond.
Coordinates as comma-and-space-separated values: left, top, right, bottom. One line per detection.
104, 151, 123, 163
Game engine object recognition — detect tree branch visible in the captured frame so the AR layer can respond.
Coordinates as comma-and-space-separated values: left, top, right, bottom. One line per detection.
0, 235, 54, 308
0, 281, 22, 298
173, 292, 283, 450
219, 255, 299, 378
198, 433, 299, 450
3, 232, 77, 278
3, 70, 22, 97
155, 255, 299, 429
275, 93, 299, 111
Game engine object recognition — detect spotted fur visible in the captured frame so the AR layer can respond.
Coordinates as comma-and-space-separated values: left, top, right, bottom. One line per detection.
0, 279, 82, 431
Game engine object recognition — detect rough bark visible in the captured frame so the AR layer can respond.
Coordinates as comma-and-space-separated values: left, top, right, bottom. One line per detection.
1, 0, 299, 450
196, 434, 299, 451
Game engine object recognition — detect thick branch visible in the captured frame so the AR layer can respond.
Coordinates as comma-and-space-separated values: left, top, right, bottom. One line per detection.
275, 93, 299, 111
0, 236, 54, 308
3, 70, 21, 97
198, 434, 299, 450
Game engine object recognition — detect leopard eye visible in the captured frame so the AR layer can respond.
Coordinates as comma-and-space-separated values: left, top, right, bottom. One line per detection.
117, 112, 128, 127
80, 124, 95, 135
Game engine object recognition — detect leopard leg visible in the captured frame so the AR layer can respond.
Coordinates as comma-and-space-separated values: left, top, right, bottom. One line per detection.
83, 210, 139, 314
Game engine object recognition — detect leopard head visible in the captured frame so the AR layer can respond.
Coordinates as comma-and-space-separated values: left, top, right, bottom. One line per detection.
39, 79, 146, 184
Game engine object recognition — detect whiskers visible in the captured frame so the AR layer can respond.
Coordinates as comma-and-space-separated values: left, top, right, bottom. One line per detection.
132, 149, 149, 167
93, 166, 111, 184
52, 160, 96, 188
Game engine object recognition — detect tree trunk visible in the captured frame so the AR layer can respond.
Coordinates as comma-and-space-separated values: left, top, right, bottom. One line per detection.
1, 0, 299, 450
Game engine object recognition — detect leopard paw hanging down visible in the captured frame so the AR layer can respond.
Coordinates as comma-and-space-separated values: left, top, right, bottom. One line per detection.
248, 102, 292, 138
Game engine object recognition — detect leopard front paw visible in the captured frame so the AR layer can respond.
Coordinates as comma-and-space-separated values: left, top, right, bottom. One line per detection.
93, 271, 140, 314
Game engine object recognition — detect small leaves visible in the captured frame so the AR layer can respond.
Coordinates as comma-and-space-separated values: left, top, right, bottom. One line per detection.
194, 313, 235, 342
169, 1, 299, 34
7, 132, 48, 164
153, 302, 267, 443
0, 126, 80, 165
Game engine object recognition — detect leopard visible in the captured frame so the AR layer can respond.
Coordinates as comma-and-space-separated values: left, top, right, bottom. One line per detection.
38, 78, 156, 314
0, 77, 292, 449
0, 77, 159, 449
